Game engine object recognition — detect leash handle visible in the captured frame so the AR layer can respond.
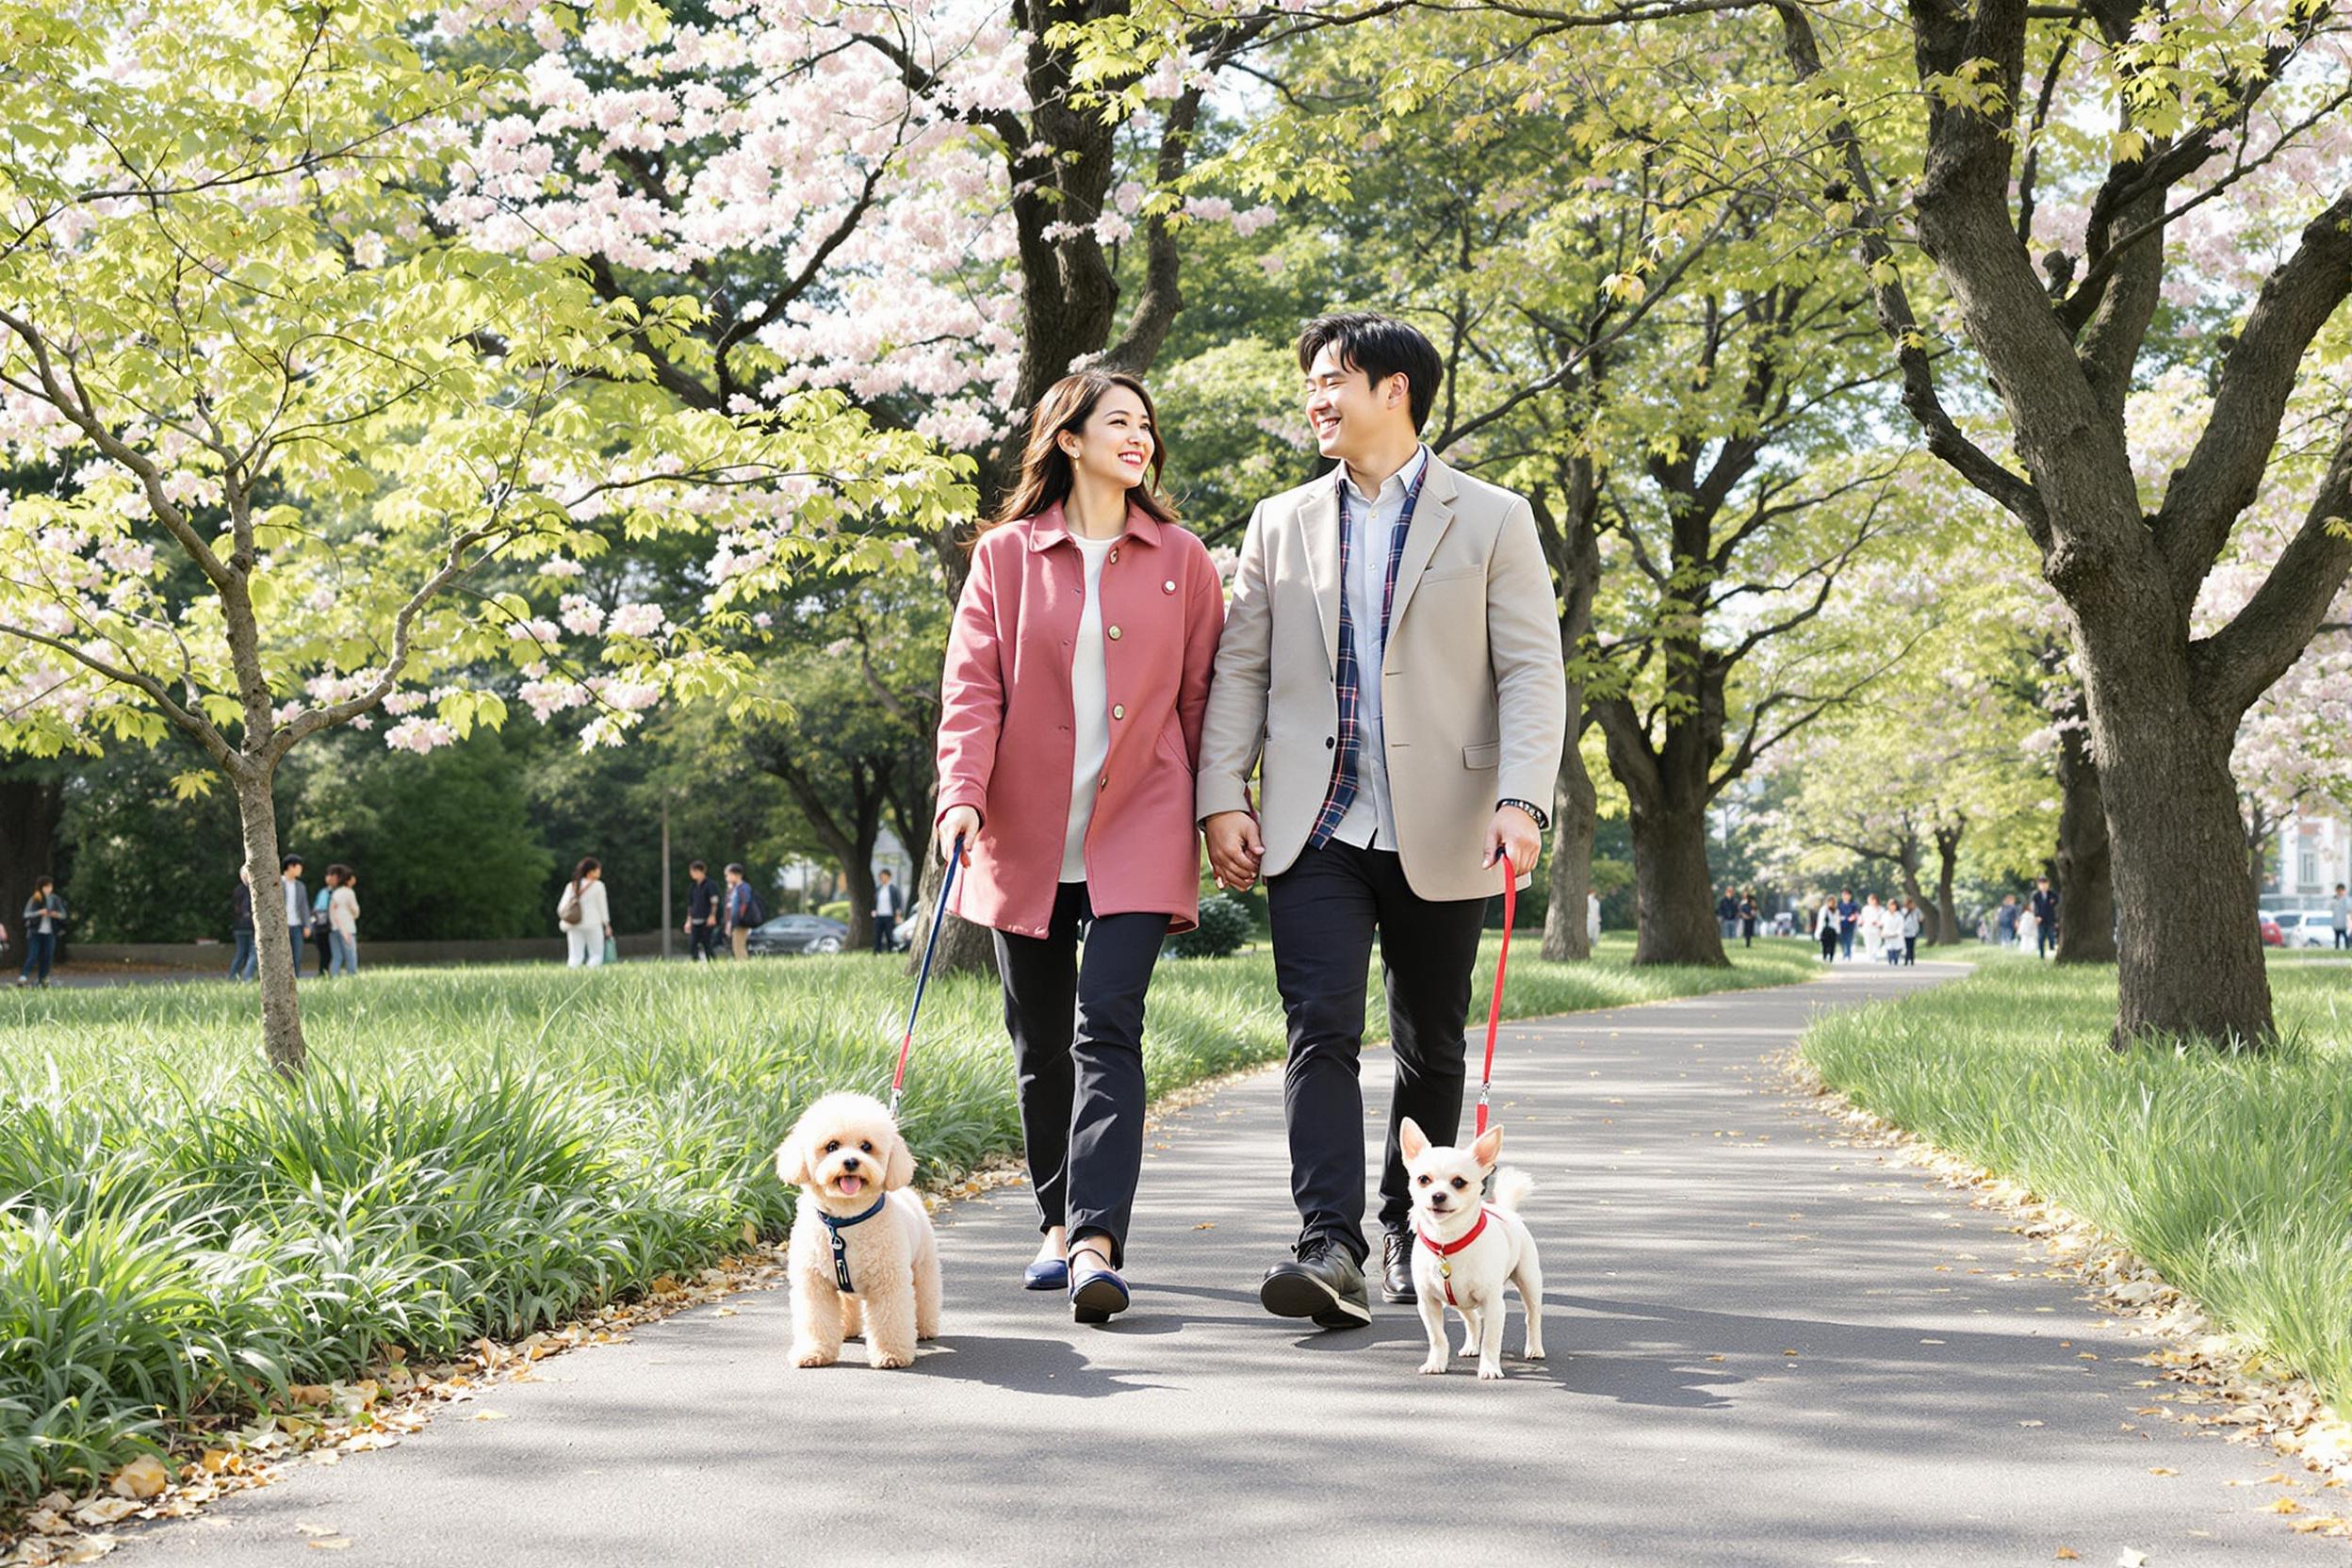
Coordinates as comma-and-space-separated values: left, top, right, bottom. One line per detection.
891, 837, 963, 1119
1475, 850, 1517, 1137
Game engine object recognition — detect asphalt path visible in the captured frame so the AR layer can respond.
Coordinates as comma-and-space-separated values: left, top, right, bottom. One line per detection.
127, 959, 2338, 1567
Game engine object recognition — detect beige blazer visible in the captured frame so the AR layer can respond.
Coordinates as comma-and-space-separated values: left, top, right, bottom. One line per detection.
1198, 452, 1568, 902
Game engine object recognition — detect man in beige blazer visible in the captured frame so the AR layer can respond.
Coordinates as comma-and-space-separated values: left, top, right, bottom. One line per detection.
1199, 312, 1567, 1328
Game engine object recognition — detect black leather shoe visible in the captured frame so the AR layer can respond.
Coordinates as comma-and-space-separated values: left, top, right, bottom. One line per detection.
1380, 1231, 1415, 1304
1260, 1237, 1371, 1329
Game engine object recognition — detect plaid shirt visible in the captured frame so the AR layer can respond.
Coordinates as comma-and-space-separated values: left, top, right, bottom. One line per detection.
1307, 457, 1430, 848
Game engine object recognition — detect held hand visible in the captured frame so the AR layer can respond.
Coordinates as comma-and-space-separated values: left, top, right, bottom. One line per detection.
937, 808, 979, 866
1204, 810, 1265, 890
1483, 805, 1541, 878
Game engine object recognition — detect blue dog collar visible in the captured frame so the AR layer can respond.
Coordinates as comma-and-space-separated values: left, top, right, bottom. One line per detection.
817, 1192, 889, 1293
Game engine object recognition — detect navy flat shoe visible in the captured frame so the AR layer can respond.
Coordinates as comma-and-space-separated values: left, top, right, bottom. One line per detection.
1023, 1258, 1069, 1292
1070, 1258, 1131, 1324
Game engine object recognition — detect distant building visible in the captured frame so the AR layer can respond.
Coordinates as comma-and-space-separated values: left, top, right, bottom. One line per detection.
2262, 809, 2351, 910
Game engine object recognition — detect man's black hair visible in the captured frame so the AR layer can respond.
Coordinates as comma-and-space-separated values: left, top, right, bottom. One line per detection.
725, 862, 746, 877
1297, 312, 1445, 433
689, 859, 707, 873
282, 854, 303, 871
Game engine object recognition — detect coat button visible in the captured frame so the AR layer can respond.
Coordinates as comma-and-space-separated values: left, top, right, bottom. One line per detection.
1107, 625, 1122, 640
1163, 580, 1176, 593
1326, 736, 1336, 749
1112, 704, 1126, 720
1109, 548, 1119, 564
1098, 776, 1109, 791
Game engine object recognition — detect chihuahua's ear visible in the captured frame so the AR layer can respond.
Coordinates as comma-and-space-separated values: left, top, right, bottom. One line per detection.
1399, 1118, 1429, 1161
1472, 1125, 1504, 1170
775, 1121, 811, 1187
883, 1124, 917, 1191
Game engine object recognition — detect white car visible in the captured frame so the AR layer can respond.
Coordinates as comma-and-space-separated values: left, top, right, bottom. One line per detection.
2278, 911, 2340, 949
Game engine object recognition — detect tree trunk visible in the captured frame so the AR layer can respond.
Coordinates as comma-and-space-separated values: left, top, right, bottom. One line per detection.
233, 770, 306, 1076
0, 772, 63, 953
907, 843, 996, 980
2052, 722, 2116, 963
1625, 800, 1729, 968
2087, 654, 2272, 1041
1541, 717, 1596, 961
1932, 823, 1963, 947
1894, 829, 1932, 943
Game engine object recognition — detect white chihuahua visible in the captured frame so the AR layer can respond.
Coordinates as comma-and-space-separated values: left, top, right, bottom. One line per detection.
1399, 1118, 1545, 1380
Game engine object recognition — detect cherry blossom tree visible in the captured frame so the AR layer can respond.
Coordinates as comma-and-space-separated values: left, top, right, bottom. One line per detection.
0, 0, 961, 1070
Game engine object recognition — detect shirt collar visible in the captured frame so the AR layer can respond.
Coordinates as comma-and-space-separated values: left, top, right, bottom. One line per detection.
1341, 444, 1429, 507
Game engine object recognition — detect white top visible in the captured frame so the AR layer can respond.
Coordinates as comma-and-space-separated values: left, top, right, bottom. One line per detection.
284, 878, 304, 926
1061, 532, 1118, 883
560, 878, 611, 932
1902, 906, 1922, 938
330, 886, 360, 938
1331, 444, 1430, 852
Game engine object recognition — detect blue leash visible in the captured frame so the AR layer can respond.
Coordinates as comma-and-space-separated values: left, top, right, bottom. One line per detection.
889, 837, 962, 1120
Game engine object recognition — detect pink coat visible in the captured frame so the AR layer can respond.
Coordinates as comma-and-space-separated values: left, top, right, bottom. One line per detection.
936, 501, 1225, 938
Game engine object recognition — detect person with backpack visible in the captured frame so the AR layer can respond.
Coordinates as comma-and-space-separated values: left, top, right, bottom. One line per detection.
310, 869, 336, 977
15, 876, 65, 988
721, 861, 764, 958
558, 857, 612, 967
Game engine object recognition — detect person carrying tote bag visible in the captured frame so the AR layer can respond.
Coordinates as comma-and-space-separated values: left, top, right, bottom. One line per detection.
558, 858, 612, 968
934, 368, 1225, 1324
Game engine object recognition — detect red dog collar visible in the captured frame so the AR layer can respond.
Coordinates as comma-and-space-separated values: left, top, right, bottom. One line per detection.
1416, 1206, 1492, 1306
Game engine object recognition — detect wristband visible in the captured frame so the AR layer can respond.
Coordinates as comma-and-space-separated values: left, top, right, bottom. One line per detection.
1496, 797, 1551, 833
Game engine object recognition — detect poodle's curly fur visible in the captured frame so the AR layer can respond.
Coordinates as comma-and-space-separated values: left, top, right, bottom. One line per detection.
775, 1092, 942, 1369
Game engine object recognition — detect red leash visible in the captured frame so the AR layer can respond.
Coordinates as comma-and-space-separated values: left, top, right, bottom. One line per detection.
1474, 851, 1517, 1137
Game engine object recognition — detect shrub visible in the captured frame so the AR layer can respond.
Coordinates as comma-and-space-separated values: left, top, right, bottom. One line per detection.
1165, 893, 1252, 958
816, 901, 851, 923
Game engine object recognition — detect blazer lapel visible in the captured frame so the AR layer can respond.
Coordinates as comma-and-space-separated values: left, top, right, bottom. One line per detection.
1383, 457, 1459, 637
1301, 479, 1343, 673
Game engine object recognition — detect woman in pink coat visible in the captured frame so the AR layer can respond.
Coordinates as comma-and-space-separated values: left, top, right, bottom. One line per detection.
935, 368, 1225, 1323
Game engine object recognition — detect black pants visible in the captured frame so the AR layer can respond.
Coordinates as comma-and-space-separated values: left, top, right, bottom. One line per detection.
688, 922, 720, 962
1819, 927, 1837, 960
1903, 935, 1917, 965
1266, 840, 1489, 1266
993, 882, 1168, 1268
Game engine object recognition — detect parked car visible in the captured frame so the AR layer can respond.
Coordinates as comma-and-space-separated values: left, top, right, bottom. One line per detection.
743, 914, 850, 956
2278, 911, 2337, 948
2258, 911, 2284, 947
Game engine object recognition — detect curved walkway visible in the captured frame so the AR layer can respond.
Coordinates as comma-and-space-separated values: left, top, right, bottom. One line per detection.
132, 960, 2333, 1566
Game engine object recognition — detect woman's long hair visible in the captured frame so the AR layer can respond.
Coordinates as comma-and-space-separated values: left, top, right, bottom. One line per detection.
571, 857, 600, 897
977, 369, 1180, 541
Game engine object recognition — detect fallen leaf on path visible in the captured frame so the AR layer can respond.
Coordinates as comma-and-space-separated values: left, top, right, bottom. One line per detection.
306, 1540, 352, 1552
2018, 1420, 2046, 1429
59, 1538, 119, 1563
2115, 1550, 2148, 1568
107, 1457, 167, 1500
469, 1410, 507, 1422
2147, 1467, 2176, 1476
2266, 1497, 2302, 1514
70, 1499, 139, 1527
289, 1384, 332, 1407
2054, 1551, 2079, 1561
294, 1524, 340, 1538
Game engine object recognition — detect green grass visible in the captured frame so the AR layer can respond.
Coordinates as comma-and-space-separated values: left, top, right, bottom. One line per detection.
0, 935, 1818, 1507
1801, 958, 2352, 1415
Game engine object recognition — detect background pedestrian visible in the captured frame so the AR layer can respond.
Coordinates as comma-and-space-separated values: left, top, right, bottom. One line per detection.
228, 866, 256, 981
328, 865, 360, 975
559, 858, 612, 967
15, 876, 65, 988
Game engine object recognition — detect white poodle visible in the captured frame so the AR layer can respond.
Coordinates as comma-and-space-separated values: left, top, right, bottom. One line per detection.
775, 1092, 942, 1369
